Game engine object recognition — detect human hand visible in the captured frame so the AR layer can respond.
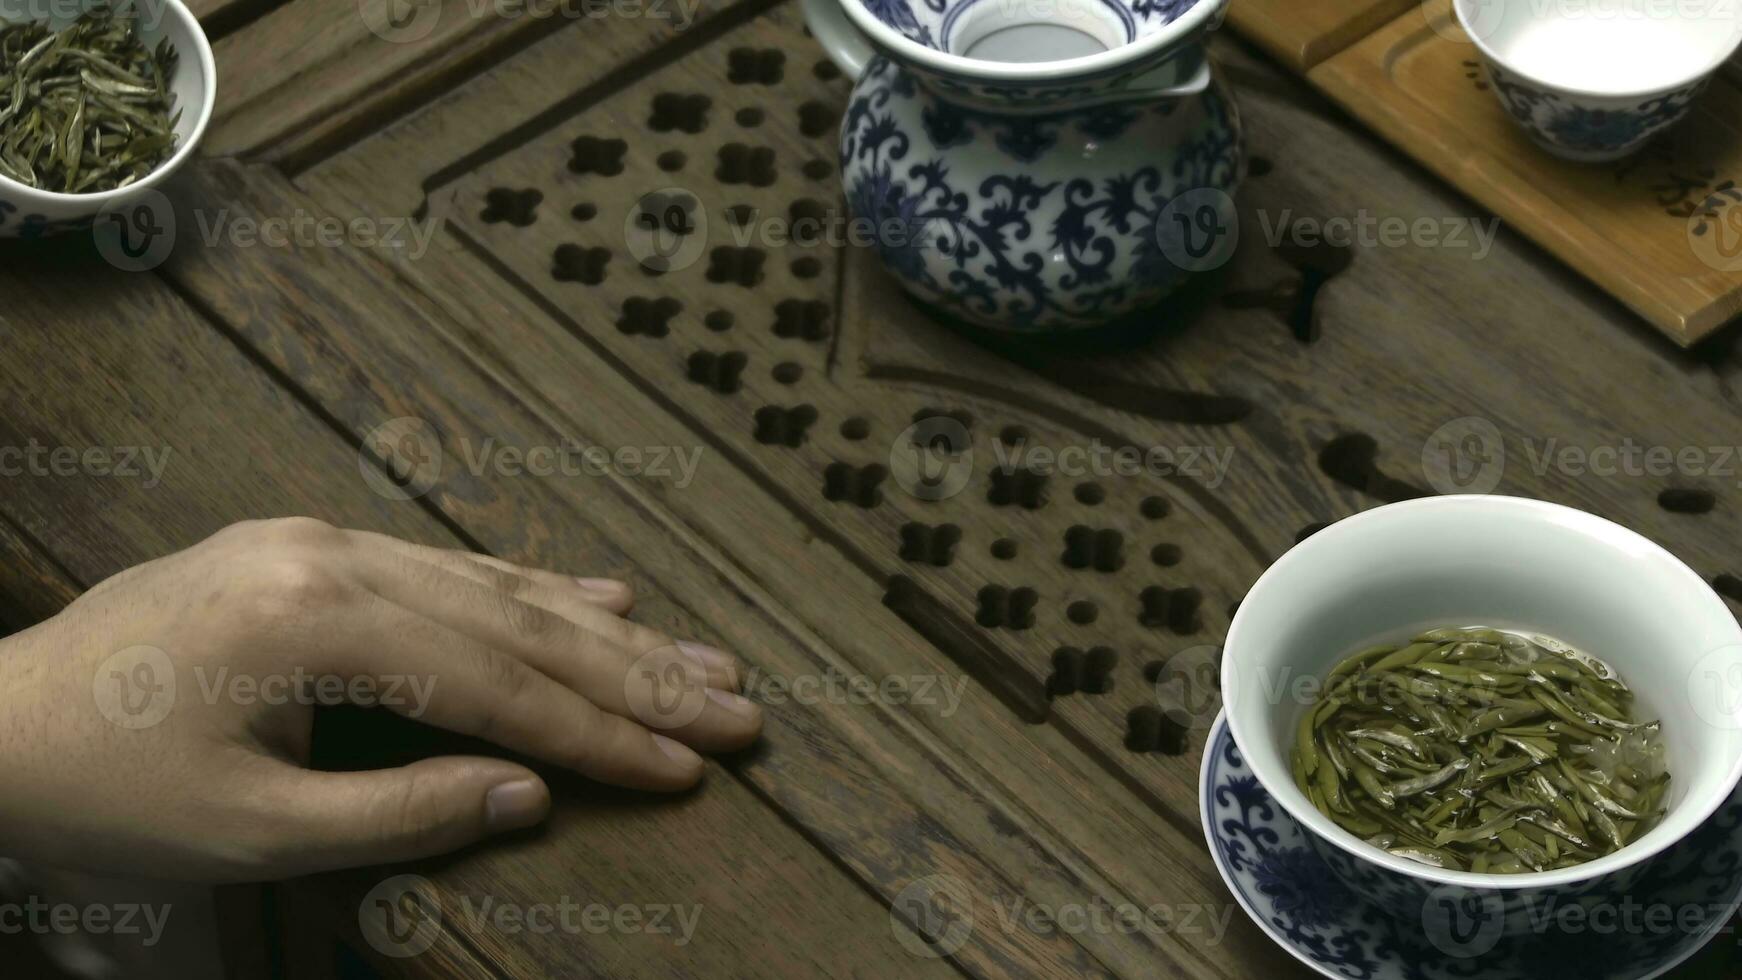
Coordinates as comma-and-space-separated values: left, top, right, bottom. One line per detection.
0, 518, 762, 881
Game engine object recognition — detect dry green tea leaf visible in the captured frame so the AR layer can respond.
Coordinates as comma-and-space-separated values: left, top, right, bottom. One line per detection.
0, 2, 179, 194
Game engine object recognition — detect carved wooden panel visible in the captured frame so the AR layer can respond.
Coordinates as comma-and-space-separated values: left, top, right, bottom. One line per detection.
433, 5, 1292, 826
231, 0, 1742, 975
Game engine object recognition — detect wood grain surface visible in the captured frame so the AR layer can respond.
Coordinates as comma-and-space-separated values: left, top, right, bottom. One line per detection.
2, 0, 1742, 975
1225, 0, 1415, 71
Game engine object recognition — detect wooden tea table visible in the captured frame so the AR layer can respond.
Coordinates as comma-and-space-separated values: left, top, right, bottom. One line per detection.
1, 0, 1740, 976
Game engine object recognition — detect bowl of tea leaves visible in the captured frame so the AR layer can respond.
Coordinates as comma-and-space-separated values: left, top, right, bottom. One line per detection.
1221, 495, 1742, 931
0, 0, 214, 237
1292, 626, 1670, 875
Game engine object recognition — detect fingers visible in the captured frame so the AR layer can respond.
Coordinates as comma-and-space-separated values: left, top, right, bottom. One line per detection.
336, 598, 707, 792
342, 529, 636, 616
346, 546, 761, 753
255, 756, 552, 874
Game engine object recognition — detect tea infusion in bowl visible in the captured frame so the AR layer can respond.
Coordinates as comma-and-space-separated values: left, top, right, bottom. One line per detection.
1291, 627, 1669, 874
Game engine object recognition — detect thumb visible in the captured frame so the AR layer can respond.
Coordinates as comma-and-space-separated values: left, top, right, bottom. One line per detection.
258, 757, 550, 875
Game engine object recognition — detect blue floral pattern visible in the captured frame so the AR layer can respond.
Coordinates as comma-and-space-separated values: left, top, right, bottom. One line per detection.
860, 0, 1197, 52
1482, 63, 1706, 162
1203, 714, 1742, 979
839, 54, 1242, 331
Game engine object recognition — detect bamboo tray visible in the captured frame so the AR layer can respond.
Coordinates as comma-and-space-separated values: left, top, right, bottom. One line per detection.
1227, 0, 1742, 345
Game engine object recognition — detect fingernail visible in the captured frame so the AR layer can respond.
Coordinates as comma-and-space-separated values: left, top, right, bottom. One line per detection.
485, 779, 548, 832
653, 733, 703, 770
677, 640, 736, 671
575, 577, 626, 594
707, 686, 759, 718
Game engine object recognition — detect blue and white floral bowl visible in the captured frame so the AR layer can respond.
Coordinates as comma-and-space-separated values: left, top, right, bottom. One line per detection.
804, 0, 1242, 332
1455, 0, 1742, 162
1203, 711, 1742, 979
1220, 497, 1742, 940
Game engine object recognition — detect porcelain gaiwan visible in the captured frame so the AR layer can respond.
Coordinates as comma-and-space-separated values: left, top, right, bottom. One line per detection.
804, 0, 1243, 333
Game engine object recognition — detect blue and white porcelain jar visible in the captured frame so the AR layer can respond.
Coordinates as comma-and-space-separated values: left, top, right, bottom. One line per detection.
804, 0, 1242, 333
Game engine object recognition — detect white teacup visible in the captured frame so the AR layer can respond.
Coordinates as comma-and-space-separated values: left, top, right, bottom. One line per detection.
1456, 0, 1742, 161
1222, 495, 1742, 932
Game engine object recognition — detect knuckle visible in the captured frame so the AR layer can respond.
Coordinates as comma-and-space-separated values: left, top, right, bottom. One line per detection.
241, 516, 343, 550
494, 590, 559, 642
477, 562, 533, 598
376, 772, 452, 853
270, 515, 342, 543
264, 558, 347, 608
236, 558, 349, 630
470, 651, 533, 739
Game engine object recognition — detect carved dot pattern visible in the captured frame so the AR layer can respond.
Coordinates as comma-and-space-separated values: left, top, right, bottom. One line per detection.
481, 188, 542, 227
1066, 600, 1098, 625
988, 466, 1047, 509
823, 462, 886, 508
977, 585, 1038, 630
753, 404, 819, 447
1125, 706, 1188, 755
774, 299, 831, 340
706, 247, 766, 287
1062, 526, 1124, 572
727, 48, 785, 86
568, 136, 627, 176
648, 92, 711, 133
798, 101, 839, 138
618, 297, 681, 338
718, 143, 777, 186
686, 350, 748, 394
1660, 488, 1716, 514
899, 522, 962, 567
1047, 646, 1116, 697
1139, 586, 1202, 634
552, 244, 610, 284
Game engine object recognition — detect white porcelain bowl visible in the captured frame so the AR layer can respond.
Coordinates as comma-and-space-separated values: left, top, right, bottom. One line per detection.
1221, 496, 1742, 927
0, 0, 215, 237
1455, 0, 1742, 161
